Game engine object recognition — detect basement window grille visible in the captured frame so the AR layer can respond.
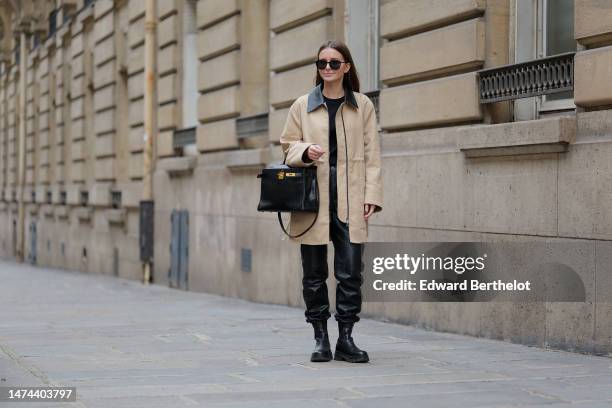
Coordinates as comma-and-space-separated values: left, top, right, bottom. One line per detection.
477, 52, 575, 104
241, 248, 252, 273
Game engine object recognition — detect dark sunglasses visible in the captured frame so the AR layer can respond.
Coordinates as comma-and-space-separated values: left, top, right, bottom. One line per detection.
315, 59, 347, 70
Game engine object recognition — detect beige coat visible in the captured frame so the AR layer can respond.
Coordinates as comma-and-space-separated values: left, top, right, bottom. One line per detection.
279, 83, 383, 245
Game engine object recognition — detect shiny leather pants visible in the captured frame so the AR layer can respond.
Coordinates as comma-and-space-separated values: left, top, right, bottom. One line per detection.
300, 165, 364, 324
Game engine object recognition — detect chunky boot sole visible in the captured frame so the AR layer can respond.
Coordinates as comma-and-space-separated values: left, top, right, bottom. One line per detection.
334, 350, 369, 363
311, 351, 333, 362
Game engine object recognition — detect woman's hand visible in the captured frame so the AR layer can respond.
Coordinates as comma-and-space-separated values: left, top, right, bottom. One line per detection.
306, 144, 325, 161
364, 203, 379, 220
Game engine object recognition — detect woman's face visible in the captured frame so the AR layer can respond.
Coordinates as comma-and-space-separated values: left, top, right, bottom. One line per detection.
317, 47, 350, 85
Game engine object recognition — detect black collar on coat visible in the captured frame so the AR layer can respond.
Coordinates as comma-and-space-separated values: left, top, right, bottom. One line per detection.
306, 81, 359, 113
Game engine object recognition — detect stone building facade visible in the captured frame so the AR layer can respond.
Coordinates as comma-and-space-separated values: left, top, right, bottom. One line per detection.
0, 0, 611, 354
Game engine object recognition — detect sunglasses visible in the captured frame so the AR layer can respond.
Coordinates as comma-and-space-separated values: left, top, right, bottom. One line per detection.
315, 59, 347, 70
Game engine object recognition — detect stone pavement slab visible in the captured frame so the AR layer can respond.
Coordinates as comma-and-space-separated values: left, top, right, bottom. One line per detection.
0, 260, 611, 407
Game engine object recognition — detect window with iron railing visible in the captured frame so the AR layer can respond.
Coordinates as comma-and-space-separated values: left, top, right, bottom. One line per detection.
504, 0, 576, 121
173, 127, 196, 150
477, 52, 574, 104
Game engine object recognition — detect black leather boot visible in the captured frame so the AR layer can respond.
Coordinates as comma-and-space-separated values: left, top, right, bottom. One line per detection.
310, 320, 332, 362
334, 322, 369, 363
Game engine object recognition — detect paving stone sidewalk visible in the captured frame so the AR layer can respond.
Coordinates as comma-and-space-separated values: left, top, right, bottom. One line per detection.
0, 260, 611, 408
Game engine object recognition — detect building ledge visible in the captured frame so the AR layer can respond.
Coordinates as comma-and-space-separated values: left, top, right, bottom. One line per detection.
158, 156, 197, 177
226, 148, 270, 171
55, 206, 69, 219
196, 147, 271, 171
105, 209, 126, 226
74, 207, 93, 221
41, 204, 55, 218
457, 116, 576, 158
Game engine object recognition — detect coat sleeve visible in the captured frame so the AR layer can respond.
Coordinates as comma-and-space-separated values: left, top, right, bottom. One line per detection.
363, 98, 383, 213
279, 100, 316, 167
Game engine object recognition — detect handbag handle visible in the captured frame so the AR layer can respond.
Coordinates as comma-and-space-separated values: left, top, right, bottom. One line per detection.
277, 210, 318, 239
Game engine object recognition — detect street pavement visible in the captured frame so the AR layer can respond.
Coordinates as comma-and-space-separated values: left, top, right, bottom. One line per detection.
0, 259, 611, 408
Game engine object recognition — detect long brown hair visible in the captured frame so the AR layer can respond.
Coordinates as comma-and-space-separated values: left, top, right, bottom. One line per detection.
315, 40, 360, 93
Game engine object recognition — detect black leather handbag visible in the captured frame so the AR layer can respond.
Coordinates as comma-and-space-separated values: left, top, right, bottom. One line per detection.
256, 160, 319, 238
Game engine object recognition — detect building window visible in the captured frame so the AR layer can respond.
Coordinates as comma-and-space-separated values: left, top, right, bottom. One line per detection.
345, 0, 379, 93
514, 0, 575, 120
182, 0, 198, 128
537, 0, 575, 111
32, 32, 40, 49
49, 9, 58, 38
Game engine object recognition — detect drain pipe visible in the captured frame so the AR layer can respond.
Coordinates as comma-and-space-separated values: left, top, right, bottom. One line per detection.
16, 27, 27, 262
141, 0, 156, 283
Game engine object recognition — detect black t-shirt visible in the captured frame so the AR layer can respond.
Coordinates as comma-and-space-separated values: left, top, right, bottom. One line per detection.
323, 95, 344, 167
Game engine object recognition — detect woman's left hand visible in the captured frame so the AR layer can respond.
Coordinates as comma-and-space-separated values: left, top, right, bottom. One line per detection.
364, 203, 378, 221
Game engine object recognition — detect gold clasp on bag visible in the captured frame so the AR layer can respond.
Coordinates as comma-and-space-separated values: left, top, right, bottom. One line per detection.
277, 172, 285, 180
286, 172, 296, 177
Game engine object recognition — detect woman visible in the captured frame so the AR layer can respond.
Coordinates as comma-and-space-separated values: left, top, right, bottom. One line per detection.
279, 40, 383, 363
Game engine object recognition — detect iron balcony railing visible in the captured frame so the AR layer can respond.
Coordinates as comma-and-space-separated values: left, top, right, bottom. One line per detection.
173, 126, 196, 149
477, 52, 575, 104
236, 112, 268, 140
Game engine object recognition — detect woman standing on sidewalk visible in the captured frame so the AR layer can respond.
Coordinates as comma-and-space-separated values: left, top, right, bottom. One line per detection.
279, 40, 383, 363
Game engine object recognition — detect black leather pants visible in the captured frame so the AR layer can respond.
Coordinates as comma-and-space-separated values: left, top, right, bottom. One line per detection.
301, 165, 364, 324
